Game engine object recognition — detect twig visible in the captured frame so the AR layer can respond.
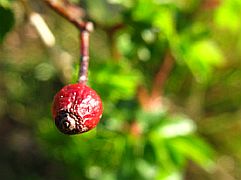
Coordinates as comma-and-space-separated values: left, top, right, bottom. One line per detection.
44, 0, 93, 32
151, 52, 174, 98
44, 0, 94, 84
137, 52, 174, 111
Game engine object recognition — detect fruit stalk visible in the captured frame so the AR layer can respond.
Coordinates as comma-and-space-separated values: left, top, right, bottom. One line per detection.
78, 30, 90, 84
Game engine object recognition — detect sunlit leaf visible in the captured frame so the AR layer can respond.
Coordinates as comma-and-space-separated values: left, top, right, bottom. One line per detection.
185, 40, 224, 82
214, 0, 241, 32
90, 60, 141, 102
149, 136, 180, 177
170, 136, 215, 170
132, 0, 156, 22
156, 170, 182, 180
0, 0, 14, 8
148, 114, 214, 173
137, 110, 167, 133
136, 159, 157, 179
165, 141, 186, 168
150, 115, 196, 139
153, 7, 175, 39
117, 33, 135, 56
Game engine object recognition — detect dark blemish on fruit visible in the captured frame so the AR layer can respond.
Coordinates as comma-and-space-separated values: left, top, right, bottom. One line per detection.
52, 83, 103, 135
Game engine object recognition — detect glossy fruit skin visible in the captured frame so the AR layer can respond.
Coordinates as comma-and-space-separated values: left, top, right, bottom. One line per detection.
52, 83, 103, 135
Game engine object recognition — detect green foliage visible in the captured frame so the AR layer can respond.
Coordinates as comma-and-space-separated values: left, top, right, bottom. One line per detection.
0, 0, 14, 8
37, 111, 214, 179
1, 0, 241, 179
215, 0, 241, 32
89, 60, 141, 102
178, 39, 224, 82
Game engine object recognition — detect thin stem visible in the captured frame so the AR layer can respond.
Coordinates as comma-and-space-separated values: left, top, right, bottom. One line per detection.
44, 0, 94, 84
151, 52, 174, 97
137, 52, 174, 111
78, 30, 90, 84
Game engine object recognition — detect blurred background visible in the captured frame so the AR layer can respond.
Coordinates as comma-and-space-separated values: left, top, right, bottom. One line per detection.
0, 0, 241, 179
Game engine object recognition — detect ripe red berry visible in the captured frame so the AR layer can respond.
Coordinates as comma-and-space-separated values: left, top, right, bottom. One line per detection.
52, 83, 103, 135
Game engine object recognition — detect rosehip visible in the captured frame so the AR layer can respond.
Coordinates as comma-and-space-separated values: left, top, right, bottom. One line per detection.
52, 83, 103, 135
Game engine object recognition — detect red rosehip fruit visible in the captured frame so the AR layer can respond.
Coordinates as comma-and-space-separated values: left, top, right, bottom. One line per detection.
52, 83, 103, 135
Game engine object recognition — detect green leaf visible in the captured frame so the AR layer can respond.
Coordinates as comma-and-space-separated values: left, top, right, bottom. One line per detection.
148, 115, 213, 172
149, 136, 182, 178
89, 60, 141, 102
214, 0, 241, 32
153, 7, 175, 39
150, 115, 196, 139
185, 40, 224, 82
170, 136, 214, 170
0, 6, 14, 43
0, 0, 14, 8
117, 33, 134, 56
132, 0, 157, 22
156, 170, 182, 180
136, 159, 157, 179
137, 110, 167, 129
